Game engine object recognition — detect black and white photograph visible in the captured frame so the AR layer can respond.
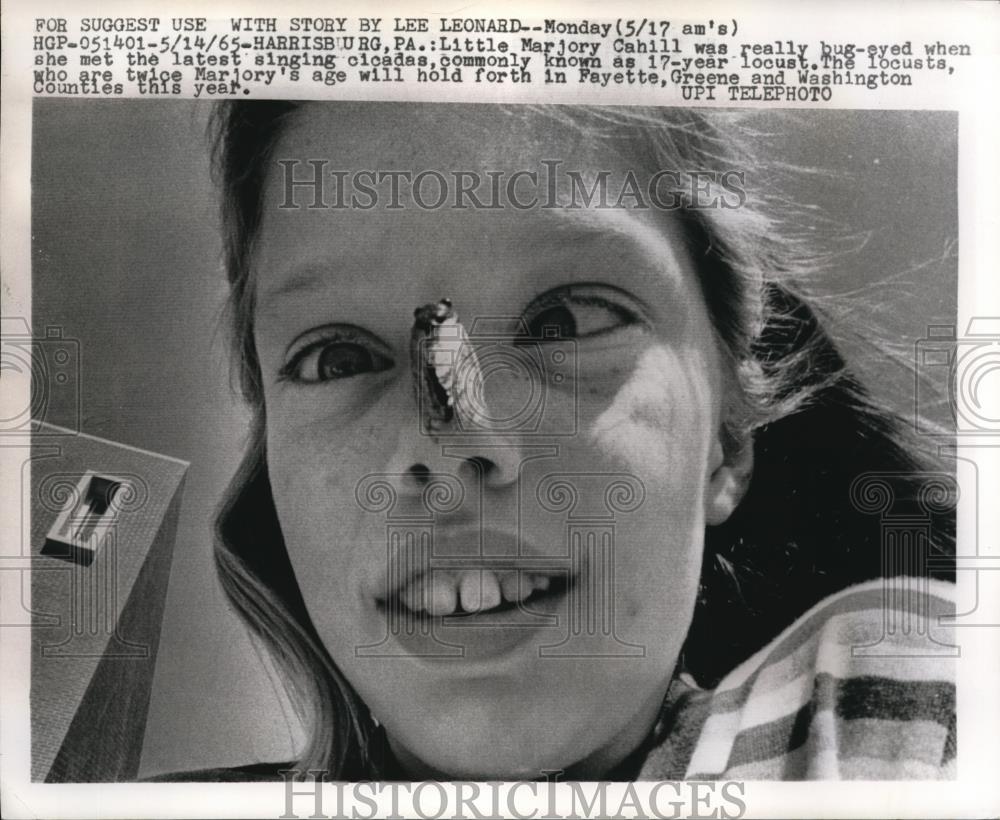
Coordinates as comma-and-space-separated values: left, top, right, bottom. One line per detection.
2, 3, 999, 819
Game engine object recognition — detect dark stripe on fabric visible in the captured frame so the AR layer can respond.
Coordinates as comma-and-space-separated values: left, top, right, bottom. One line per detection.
706, 583, 954, 716
636, 676, 715, 780
725, 701, 815, 771
720, 673, 952, 772
943, 707, 957, 765
836, 675, 954, 728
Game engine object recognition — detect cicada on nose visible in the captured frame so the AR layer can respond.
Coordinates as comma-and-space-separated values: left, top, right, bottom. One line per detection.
411, 298, 487, 434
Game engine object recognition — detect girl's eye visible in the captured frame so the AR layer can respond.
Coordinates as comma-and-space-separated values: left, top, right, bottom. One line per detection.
280, 327, 394, 385
522, 285, 645, 341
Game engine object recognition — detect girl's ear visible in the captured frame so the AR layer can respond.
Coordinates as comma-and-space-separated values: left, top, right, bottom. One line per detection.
704, 427, 754, 526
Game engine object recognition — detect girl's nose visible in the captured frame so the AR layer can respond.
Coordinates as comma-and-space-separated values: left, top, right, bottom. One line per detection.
385, 425, 529, 495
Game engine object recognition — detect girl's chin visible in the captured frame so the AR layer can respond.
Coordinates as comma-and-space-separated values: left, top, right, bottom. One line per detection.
386, 728, 584, 781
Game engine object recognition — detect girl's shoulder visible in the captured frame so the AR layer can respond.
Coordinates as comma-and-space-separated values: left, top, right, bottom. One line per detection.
642, 577, 957, 780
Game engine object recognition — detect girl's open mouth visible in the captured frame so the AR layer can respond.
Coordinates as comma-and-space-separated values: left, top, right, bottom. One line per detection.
375, 567, 578, 663
369, 529, 583, 661
381, 568, 573, 620
392, 569, 572, 618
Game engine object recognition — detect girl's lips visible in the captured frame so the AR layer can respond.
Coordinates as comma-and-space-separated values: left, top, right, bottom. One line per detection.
369, 527, 582, 663
376, 571, 577, 663
372, 527, 574, 605
397, 568, 554, 617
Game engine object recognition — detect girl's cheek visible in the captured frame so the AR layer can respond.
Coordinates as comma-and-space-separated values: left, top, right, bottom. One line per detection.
584, 345, 716, 478
269, 405, 391, 468
267, 419, 391, 542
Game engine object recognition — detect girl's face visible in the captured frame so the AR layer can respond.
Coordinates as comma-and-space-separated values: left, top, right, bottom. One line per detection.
253, 104, 748, 779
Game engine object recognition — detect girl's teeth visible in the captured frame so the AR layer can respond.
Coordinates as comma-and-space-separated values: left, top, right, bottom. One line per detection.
459, 570, 501, 613
397, 570, 557, 615
427, 573, 458, 616
399, 580, 425, 613
499, 572, 532, 603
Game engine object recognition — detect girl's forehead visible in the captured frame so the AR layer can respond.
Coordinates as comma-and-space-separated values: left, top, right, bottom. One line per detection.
279, 103, 642, 170
253, 102, 709, 341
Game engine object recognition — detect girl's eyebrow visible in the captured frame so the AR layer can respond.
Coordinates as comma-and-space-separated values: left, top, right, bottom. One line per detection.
261, 263, 335, 305
548, 205, 677, 253
543, 207, 690, 287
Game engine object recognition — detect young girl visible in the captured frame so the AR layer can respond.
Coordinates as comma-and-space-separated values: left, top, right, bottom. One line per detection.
164, 102, 956, 781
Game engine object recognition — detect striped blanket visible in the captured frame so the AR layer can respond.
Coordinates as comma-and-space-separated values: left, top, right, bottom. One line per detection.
638, 577, 957, 780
